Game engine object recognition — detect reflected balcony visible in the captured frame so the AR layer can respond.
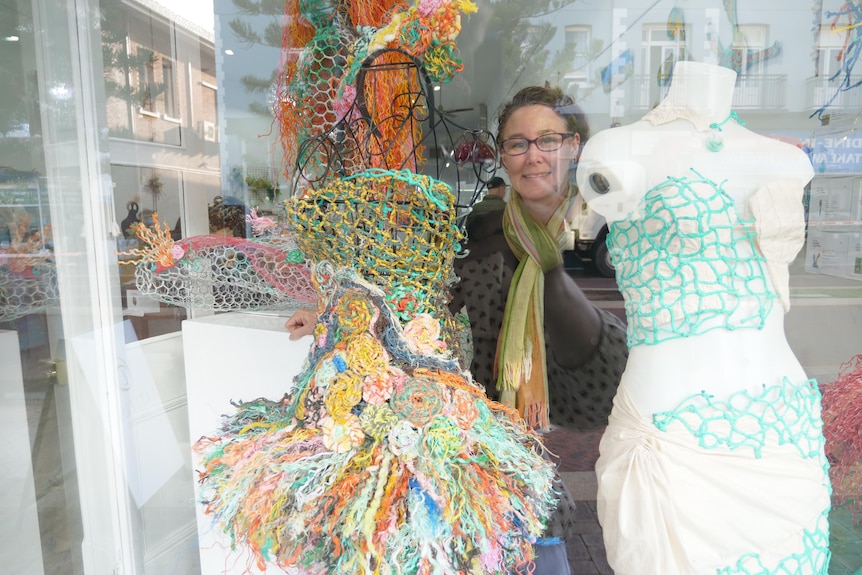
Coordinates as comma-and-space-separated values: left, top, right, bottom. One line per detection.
623, 74, 788, 113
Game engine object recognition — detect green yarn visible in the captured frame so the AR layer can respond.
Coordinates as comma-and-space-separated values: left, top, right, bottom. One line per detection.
609, 170, 777, 347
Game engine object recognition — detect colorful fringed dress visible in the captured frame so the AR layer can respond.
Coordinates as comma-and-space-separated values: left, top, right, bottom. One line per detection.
194, 170, 558, 574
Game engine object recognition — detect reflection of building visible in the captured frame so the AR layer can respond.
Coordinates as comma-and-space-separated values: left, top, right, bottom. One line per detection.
512, 1, 862, 285
102, 0, 221, 240
213, 0, 286, 200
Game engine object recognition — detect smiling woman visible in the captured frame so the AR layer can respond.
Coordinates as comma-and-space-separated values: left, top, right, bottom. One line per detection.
450, 85, 629, 575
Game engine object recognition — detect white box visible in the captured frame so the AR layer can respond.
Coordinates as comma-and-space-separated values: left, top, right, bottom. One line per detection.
183, 311, 311, 574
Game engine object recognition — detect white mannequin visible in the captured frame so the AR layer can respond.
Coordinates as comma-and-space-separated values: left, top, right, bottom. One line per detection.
577, 61, 814, 414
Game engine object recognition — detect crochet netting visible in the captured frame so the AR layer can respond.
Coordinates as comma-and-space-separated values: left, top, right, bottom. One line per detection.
287, 168, 462, 325
608, 170, 777, 347
119, 213, 318, 312
0, 264, 58, 322
194, 265, 557, 574
653, 378, 832, 574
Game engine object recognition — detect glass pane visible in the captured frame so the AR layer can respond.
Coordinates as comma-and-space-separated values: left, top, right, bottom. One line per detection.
2, 0, 83, 573
5, 1, 860, 574
206, 2, 862, 574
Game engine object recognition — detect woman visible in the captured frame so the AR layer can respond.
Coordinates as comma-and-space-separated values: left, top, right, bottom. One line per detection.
454, 86, 627, 432
452, 85, 629, 574
286, 87, 629, 572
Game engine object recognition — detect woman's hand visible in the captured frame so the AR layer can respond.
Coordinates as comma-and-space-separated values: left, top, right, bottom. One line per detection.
284, 307, 317, 340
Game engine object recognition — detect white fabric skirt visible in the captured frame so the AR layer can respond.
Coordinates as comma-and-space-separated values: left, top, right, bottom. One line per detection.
596, 381, 831, 575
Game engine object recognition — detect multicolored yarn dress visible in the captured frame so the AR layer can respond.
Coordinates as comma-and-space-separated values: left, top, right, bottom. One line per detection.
194, 170, 558, 574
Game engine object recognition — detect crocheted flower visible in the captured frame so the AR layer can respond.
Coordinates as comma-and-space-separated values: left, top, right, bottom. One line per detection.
403, 313, 447, 355
389, 366, 407, 390
335, 292, 374, 334
359, 403, 399, 442
390, 375, 450, 427
313, 322, 328, 347
171, 244, 185, 261
388, 420, 421, 460
445, 388, 479, 428
423, 415, 463, 458
345, 332, 389, 376
362, 370, 394, 405
417, 0, 445, 16
314, 354, 342, 389
324, 371, 363, 420
319, 414, 364, 453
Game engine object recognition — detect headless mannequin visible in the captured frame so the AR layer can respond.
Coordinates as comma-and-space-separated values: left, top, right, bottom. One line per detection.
577, 61, 814, 415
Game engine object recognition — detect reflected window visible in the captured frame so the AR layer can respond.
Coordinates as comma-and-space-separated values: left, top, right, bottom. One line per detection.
564, 25, 592, 93
731, 24, 769, 75
101, 2, 181, 145
817, 24, 847, 78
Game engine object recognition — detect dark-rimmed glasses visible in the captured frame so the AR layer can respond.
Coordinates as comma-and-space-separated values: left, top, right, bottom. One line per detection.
499, 132, 574, 156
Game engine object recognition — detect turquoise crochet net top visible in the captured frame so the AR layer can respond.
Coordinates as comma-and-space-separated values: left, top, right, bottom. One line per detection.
608, 171, 778, 347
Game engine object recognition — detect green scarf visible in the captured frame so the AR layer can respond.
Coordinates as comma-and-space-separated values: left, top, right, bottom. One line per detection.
497, 186, 574, 430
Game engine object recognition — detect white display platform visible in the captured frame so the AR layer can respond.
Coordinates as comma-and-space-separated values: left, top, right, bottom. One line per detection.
0, 329, 46, 575
183, 311, 312, 574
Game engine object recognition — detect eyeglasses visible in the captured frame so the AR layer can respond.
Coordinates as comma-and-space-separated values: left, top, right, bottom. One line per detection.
499, 132, 574, 156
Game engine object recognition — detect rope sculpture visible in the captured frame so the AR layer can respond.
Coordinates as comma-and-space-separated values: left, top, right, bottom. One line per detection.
119, 213, 316, 311
195, 265, 557, 574
277, 0, 497, 213
820, 355, 862, 528
0, 213, 57, 323
193, 2, 560, 572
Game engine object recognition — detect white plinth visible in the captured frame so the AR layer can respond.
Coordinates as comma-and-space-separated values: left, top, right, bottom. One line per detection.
0, 329, 46, 574
183, 312, 312, 574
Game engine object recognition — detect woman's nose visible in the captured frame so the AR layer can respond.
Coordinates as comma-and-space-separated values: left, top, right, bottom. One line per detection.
523, 143, 545, 161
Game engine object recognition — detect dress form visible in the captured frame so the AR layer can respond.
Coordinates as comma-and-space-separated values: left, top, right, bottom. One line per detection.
580, 62, 830, 575
577, 61, 814, 415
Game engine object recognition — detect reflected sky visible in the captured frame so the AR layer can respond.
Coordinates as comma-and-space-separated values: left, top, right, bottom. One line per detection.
151, 0, 214, 31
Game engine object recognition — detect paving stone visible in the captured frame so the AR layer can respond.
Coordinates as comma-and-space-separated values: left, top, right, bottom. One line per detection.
568, 559, 600, 575
581, 532, 605, 548
565, 535, 589, 559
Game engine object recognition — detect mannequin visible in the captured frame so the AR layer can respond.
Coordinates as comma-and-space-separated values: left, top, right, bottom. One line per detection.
576, 61, 831, 575
578, 61, 813, 413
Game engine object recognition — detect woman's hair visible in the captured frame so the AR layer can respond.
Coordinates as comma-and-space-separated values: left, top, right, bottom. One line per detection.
496, 85, 589, 145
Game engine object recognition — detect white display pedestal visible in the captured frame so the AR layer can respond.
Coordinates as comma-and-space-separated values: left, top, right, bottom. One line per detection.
183, 311, 312, 574
0, 329, 46, 574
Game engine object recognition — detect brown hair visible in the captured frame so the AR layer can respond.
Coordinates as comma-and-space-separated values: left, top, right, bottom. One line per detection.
496, 86, 589, 145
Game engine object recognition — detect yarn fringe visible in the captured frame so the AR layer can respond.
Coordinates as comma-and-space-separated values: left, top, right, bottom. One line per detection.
195, 265, 557, 573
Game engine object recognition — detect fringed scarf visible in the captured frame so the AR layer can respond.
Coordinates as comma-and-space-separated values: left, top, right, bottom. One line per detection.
496, 186, 575, 431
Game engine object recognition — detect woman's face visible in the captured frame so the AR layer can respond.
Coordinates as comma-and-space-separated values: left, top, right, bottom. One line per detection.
499, 104, 579, 216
